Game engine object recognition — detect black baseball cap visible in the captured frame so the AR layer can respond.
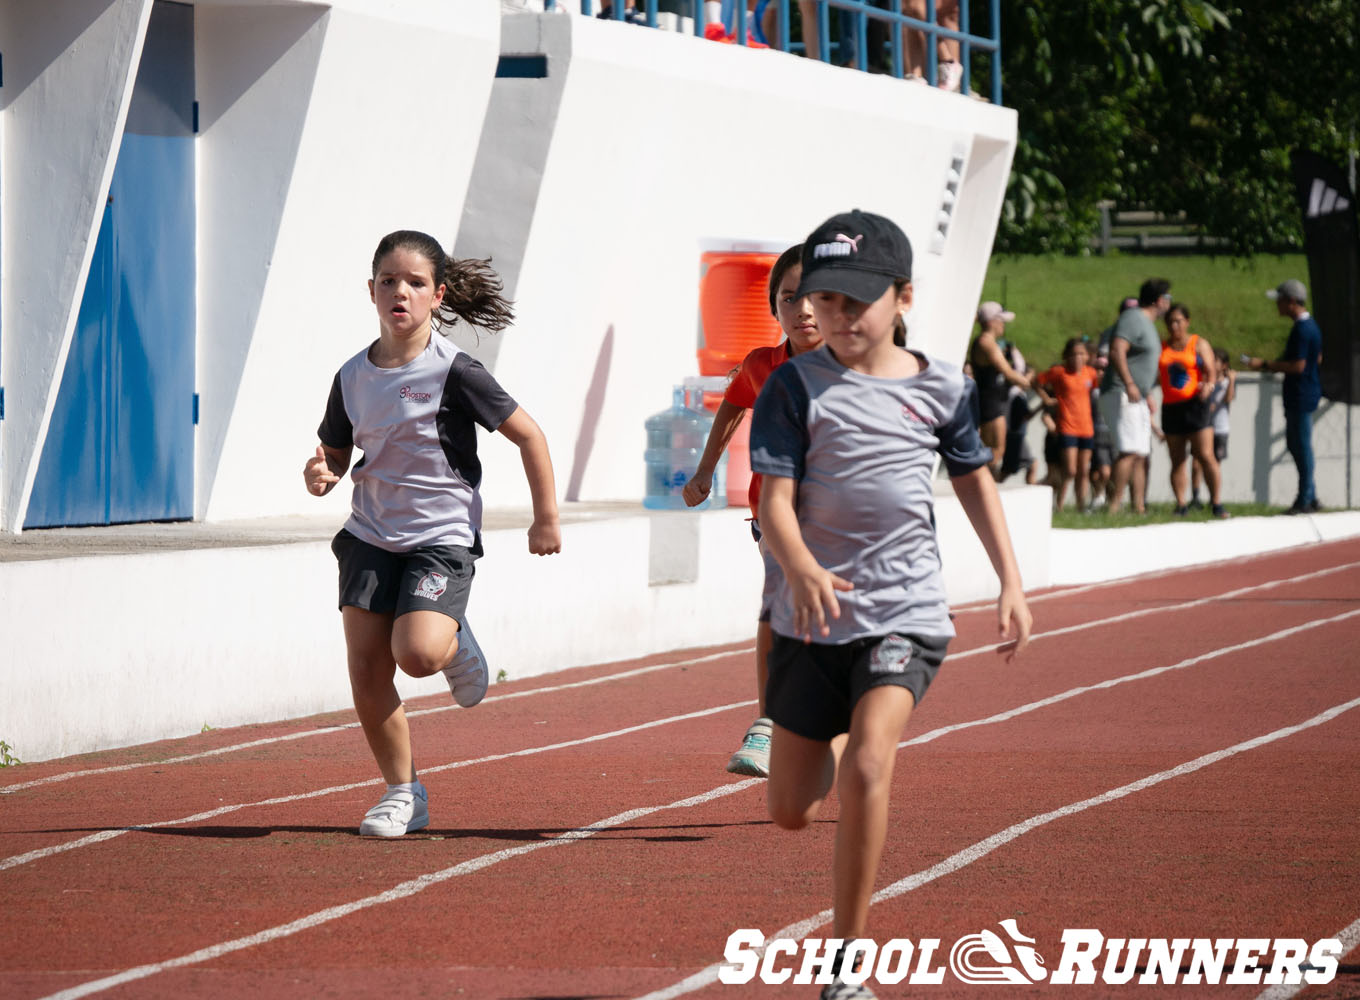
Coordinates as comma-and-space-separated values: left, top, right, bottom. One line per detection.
796, 210, 913, 303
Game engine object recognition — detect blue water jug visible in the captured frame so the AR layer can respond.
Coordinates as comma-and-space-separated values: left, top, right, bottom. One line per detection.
643, 387, 727, 510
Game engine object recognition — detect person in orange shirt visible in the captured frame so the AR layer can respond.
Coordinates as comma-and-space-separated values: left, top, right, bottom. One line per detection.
1159, 303, 1225, 518
1033, 337, 1099, 511
683, 244, 823, 778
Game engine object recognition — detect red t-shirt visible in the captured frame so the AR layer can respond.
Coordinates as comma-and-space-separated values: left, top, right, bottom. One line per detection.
724, 341, 793, 513
1037, 363, 1098, 438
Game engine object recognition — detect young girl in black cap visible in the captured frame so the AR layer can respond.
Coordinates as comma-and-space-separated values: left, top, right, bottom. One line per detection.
304, 230, 561, 837
750, 210, 1032, 1000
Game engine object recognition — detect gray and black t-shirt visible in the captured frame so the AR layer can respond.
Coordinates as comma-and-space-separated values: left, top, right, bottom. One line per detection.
318, 334, 517, 553
750, 347, 990, 642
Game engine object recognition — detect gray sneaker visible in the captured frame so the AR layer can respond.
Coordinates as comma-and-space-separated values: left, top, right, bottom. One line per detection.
442, 619, 489, 708
726, 717, 772, 778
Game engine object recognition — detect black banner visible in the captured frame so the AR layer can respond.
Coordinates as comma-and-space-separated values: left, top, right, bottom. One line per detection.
1290, 150, 1360, 403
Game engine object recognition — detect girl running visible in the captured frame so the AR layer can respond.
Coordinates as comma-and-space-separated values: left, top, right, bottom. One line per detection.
751, 210, 1032, 1000
304, 230, 562, 837
682, 244, 822, 778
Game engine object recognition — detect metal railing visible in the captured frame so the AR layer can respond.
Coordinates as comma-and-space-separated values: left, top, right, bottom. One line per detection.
542, 0, 1002, 105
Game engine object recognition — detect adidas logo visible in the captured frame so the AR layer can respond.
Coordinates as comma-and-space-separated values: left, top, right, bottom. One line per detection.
1306, 178, 1351, 218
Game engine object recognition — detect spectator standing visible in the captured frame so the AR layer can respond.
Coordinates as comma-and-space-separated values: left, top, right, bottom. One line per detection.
1099, 279, 1171, 514
1192, 347, 1235, 509
1157, 303, 1225, 518
968, 301, 1030, 479
1034, 337, 1099, 511
1248, 279, 1324, 514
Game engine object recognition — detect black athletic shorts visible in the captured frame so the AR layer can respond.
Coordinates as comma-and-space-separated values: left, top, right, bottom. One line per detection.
331, 528, 477, 622
1161, 397, 1211, 436
766, 633, 950, 741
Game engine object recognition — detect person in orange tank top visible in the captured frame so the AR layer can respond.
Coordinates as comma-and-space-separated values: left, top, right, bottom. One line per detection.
1158, 303, 1226, 518
683, 244, 823, 778
1034, 338, 1099, 511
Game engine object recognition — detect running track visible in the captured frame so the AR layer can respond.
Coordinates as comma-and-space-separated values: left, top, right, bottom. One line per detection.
3, 539, 1358, 999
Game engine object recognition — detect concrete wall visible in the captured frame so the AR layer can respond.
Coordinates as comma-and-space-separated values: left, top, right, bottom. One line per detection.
452, 12, 1018, 509
0, 0, 499, 532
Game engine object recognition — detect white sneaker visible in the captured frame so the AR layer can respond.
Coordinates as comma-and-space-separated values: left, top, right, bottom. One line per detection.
358, 782, 429, 837
938, 60, 963, 91
442, 618, 489, 708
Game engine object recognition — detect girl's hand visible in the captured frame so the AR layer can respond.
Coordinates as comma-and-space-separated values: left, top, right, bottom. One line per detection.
995, 581, 1032, 661
682, 471, 712, 507
303, 445, 339, 496
528, 517, 562, 556
788, 564, 853, 642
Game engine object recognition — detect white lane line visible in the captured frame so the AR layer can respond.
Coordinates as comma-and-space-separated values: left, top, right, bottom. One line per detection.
944, 559, 1360, 660
8, 560, 1355, 795
634, 695, 1360, 1000
0, 701, 756, 873
36, 778, 764, 1000
8, 601, 1359, 875
1256, 914, 1360, 999
0, 648, 753, 794
903, 607, 1360, 747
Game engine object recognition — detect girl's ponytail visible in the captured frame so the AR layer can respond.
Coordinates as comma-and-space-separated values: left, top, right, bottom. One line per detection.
436, 256, 514, 334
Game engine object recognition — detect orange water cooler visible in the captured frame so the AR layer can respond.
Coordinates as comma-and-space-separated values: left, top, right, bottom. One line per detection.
697, 250, 783, 508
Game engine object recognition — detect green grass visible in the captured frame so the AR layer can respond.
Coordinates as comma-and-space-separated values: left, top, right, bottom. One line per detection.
979, 252, 1308, 372
1052, 500, 1284, 529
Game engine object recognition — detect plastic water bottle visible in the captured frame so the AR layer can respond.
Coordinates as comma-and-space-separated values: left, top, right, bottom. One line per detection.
643, 386, 727, 510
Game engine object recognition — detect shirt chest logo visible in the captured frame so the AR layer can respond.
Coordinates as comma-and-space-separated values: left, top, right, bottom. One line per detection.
901, 402, 932, 426
399, 385, 433, 403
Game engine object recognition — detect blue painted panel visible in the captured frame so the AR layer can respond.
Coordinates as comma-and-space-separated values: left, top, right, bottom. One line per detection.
106, 132, 196, 523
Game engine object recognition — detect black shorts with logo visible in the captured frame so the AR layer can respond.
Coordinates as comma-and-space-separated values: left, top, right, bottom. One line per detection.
331, 528, 477, 622
766, 633, 950, 741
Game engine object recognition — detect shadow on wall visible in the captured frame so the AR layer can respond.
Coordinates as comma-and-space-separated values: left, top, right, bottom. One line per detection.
3, 0, 110, 98
566, 324, 615, 501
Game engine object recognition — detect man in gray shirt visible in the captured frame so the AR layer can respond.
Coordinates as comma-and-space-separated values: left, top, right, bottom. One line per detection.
1098, 278, 1171, 514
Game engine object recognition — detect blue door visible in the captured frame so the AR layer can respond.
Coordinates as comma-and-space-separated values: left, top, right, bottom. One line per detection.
27, 1, 195, 527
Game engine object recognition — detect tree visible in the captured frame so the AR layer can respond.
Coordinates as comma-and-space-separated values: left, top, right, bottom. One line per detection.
985, 1, 1358, 256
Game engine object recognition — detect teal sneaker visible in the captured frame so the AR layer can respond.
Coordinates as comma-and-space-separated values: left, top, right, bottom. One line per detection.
726, 717, 772, 778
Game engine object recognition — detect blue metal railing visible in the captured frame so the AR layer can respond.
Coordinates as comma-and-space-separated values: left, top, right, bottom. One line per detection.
542, 0, 1002, 106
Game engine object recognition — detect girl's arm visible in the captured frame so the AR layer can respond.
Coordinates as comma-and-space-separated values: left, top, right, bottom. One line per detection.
498, 407, 562, 555
949, 466, 1032, 658
758, 475, 853, 642
1196, 337, 1217, 400
1225, 368, 1237, 405
303, 443, 351, 496
683, 399, 747, 507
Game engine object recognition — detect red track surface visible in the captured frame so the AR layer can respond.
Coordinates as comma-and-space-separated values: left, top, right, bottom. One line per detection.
3, 540, 1359, 999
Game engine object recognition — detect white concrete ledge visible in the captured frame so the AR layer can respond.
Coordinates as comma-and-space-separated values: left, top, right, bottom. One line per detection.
0, 486, 1048, 763
1049, 510, 1360, 585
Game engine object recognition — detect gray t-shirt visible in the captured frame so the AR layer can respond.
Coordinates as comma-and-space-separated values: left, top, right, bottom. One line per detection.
318, 334, 517, 552
750, 347, 991, 643
1101, 307, 1160, 396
